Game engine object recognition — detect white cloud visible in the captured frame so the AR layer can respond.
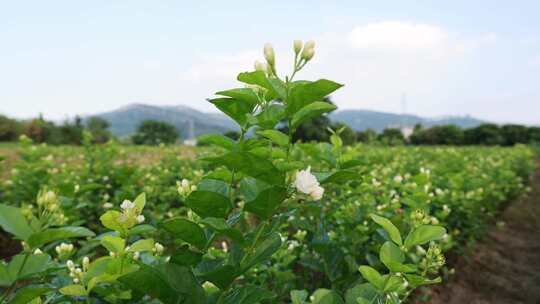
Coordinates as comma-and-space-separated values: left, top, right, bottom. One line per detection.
181, 50, 259, 81
347, 21, 447, 50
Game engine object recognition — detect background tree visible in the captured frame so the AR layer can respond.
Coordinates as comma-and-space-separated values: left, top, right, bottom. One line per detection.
132, 120, 178, 145
0, 115, 22, 141
356, 128, 377, 144
463, 123, 502, 145
500, 124, 529, 146
59, 116, 84, 145
378, 128, 405, 145
86, 117, 112, 144
24, 115, 60, 144
410, 125, 464, 145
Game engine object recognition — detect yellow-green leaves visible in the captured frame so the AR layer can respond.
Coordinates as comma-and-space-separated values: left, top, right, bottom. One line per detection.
370, 214, 403, 246
404, 225, 446, 249
101, 236, 125, 254
59, 284, 87, 296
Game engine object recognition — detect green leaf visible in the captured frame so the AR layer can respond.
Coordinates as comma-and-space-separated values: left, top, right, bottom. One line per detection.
370, 214, 402, 246
119, 263, 206, 304
219, 284, 275, 304
27, 226, 95, 248
290, 101, 337, 130
8, 286, 53, 304
257, 130, 289, 147
345, 284, 379, 304
404, 274, 442, 287
128, 239, 155, 252
99, 211, 125, 234
317, 170, 360, 184
291, 290, 309, 304
100, 235, 126, 253
0, 204, 34, 240
59, 284, 87, 296
170, 245, 202, 266
133, 193, 146, 211
379, 241, 404, 267
240, 232, 281, 273
358, 266, 384, 290
244, 186, 287, 219
162, 218, 207, 249
255, 104, 286, 129
404, 225, 446, 249
0, 263, 10, 286
209, 97, 255, 127
206, 152, 284, 185
287, 79, 343, 115
383, 275, 403, 292
340, 159, 363, 169
7, 254, 52, 281
199, 217, 244, 245
198, 263, 237, 289
198, 134, 236, 150
128, 224, 157, 236
215, 88, 259, 107
267, 78, 287, 100
311, 288, 345, 304
186, 191, 231, 219
237, 71, 273, 92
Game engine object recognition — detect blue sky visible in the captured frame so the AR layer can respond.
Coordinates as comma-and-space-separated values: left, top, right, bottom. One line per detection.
1, 1, 539, 124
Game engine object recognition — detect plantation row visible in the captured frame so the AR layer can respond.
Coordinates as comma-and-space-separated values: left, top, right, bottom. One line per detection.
0, 41, 536, 304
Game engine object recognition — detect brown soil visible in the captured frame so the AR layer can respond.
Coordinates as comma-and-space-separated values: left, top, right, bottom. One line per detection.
417, 163, 540, 304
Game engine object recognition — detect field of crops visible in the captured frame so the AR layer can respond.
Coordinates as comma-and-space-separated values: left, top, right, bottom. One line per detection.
0, 43, 537, 304
0, 140, 534, 304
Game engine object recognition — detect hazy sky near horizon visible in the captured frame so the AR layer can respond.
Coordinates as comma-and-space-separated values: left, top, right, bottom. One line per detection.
1, 1, 539, 124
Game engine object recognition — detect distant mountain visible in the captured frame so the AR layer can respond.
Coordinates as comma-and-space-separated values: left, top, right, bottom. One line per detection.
89, 104, 486, 138
330, 110, 485, 132
90, 103, 237, 138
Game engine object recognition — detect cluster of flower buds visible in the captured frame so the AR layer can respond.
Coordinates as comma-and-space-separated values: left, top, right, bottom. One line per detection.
295, 40, 315, 62
35, 188, 67, 225
177, 179, 197, 198
55, 242, 74, 260
293, 230, 307, 241
423, 244, 445, 272
66, 258, 89, 284
117, 199, 145, 228
153, 242, 165, 256
37, 189, 59, 211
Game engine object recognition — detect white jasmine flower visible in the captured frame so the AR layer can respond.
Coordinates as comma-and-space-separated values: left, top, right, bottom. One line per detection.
120, 200, 135, 210
294, 167, 324, 201
136, 215, 145, 223
103, 202, 113, 209
33, 248, 43, 255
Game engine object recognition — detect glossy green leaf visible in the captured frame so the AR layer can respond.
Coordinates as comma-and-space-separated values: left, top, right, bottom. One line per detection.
101, 235, 125, 253
291, 290, 309, 304
215, 88, 259, 107
206, 152, 284, 185
379, 241, 404, 267
244, 186, 287, 219
370, 214, 402, 246
27, 226, 95, 248
7, 254, 52, 281
358, 266, 384, 290
133, 193, 146, 211
162, 218, 207, 249
209, 97, 254, 127
220, 284, 275, 304
287, 79, 343, 115
119, 263, 206, 304
404, 225, 446, 249
240, 232, 282, 272
310, 288, 345, 304
0, 204, 34, 240
185, 191, 231, 219
59, 284, 87, 296
198, 134, 236, 150
170, 245, 202, 266
99, 211, 125, 234
8, 286, 53, 304
257, 129, 289, 147
128, 238, 154, 252
290, 101, 337, 130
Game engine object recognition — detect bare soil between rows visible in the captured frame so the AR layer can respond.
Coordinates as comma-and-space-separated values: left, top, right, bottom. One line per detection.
416, 161, 540, 304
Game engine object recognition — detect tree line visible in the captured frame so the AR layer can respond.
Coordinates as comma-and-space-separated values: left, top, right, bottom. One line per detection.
1, 113, 538, 146
0, 114, 179, 145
